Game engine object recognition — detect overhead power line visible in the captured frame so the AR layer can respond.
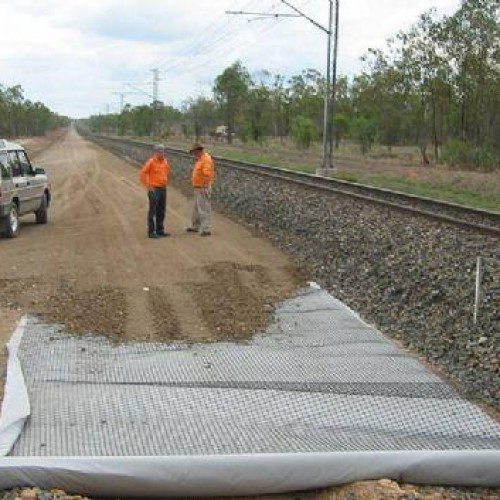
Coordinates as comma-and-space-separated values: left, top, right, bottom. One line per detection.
126, 83, 154, 100
226, 10, 300, 17
279, 0, 329, 33
163, 0, 314, 79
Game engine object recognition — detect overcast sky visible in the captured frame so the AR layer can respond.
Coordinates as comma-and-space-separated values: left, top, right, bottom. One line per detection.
0, 0, 461, 119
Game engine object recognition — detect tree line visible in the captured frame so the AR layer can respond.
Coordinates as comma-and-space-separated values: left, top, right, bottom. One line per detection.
0, 84, 69, 138
88, 0, 499, 171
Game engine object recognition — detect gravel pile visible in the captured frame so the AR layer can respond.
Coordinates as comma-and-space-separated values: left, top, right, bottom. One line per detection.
90, 137, 499, 410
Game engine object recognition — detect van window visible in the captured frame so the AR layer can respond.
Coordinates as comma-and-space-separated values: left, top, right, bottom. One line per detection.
8, 151, 22, 177
18, 150, 34, 176
0, 152, 11, 179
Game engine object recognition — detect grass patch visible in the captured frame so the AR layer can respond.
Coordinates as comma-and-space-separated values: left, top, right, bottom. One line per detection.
335, 171, 500, 212
221, 150, 499, 212
214, 150, 317, 174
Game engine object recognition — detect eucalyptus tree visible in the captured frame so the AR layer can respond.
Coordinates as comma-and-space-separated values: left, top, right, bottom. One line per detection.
118, 104, 133, 136
245, 70, 274, 143
287, 69, 325, 132
213, 61, 251, 143
0, 83, 67, 137
270, 74, 289, 140
2, 85, 25, 136
24, 101, 55, 136
440, 0, 500, 150
131, 105, 153, 137
349, 73, 380, 154
358, 48, 408, 153
182, 96, 218, 138
392, 10, 453, 162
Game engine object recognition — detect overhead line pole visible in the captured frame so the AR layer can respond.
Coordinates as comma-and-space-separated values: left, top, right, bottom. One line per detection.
113, 92, 126, 113
227, 1, 339, 175
151, 68, 160, 138
328, 0, 339, 171
112, 92, 126, 136
281, 0, 338, 174
322, 1, 333, 173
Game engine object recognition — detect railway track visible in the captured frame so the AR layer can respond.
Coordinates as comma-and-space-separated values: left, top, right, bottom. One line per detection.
88, 134, 500, 237
208, 154, 500, 236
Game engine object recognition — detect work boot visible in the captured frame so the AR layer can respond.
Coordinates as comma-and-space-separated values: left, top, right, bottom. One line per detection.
148, 232, 160, 239
186, 227, 198, 233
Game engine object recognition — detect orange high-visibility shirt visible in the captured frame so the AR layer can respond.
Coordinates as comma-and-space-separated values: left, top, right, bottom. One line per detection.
192, 152, 215, 188
139, 156, 170, 189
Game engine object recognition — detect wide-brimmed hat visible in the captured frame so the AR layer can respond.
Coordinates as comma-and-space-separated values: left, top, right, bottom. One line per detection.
188, 142, 204, 153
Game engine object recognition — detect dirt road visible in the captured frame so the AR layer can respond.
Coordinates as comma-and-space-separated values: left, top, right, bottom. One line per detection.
0, 128, 306, 346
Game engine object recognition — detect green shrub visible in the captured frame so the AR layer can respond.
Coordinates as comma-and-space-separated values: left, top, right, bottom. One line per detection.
351, 116, 377, 155
291, 116, 317, 149
441, 140, 499, 172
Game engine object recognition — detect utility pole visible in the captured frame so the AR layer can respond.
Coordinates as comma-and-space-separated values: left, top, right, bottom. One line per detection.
151, 68, 160, 138
113, 92, 126, 113
328, 0, 339, 171
227, 0, 340, 175
322, 0, 334, 174
112, 92, 134, 135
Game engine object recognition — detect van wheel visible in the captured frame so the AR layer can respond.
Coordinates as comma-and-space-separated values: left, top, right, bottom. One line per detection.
3, 203, 19, 238
35, 194, 48, 224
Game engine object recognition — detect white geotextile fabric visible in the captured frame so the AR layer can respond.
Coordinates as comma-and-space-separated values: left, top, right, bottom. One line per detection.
1, 285, 500, 495
0, 451, 499, 497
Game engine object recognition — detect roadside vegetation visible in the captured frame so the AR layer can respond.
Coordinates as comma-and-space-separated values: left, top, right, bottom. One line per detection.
0, 84, 69, 137
85, 0, 500, 211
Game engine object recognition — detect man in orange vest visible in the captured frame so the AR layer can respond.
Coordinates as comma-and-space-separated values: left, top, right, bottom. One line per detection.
186, 143, 215, 236
139, 144, 171, 238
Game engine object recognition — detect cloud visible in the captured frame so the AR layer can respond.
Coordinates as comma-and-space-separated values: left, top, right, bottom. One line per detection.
0, 0, 462, 118
57, 3, 191, 43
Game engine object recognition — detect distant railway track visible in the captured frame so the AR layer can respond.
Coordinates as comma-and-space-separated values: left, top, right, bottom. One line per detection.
88, 134, 500, 237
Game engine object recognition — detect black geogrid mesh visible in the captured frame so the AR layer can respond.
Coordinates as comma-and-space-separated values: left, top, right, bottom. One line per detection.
10, 288, 500, 457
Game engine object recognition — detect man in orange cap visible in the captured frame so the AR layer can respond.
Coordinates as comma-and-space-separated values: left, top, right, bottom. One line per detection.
139, 144, 171, 238
186, 143, 215, 236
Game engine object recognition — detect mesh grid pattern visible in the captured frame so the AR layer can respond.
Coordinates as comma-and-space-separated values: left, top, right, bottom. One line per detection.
10, 288, 500, 457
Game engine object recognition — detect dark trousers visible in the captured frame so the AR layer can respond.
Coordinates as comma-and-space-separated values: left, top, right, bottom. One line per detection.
147, 187, 167, 235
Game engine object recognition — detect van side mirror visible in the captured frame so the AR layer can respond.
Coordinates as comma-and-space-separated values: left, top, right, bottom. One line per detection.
35, 167, 46, 175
